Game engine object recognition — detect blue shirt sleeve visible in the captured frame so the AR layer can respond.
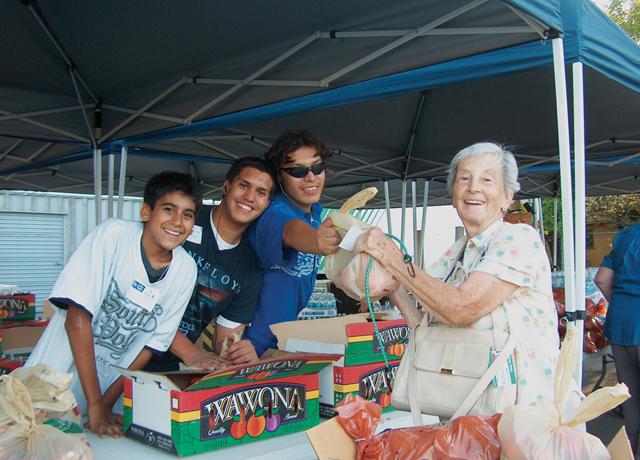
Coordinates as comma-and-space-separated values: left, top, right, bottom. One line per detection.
248, 204, 299, 269
602, 230, 623, 270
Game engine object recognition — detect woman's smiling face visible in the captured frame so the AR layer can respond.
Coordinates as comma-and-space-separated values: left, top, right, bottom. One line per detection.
452, 153, 513, 237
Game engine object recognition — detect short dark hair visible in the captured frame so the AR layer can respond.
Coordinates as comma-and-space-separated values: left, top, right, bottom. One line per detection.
264, 130, 331, 168
225, 157, 278, 198
144, 171, 202, 210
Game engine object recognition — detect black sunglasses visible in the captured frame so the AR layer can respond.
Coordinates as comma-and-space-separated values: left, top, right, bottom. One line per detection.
280, 162, 326, 178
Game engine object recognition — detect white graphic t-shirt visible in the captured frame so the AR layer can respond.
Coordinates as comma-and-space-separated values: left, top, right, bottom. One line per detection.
26, 219, 197, 414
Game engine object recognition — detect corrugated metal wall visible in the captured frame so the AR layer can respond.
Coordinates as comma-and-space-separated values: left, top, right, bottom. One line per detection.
0, 191, 142, 314
0, 212, 64, 310
0, 190, 142, 263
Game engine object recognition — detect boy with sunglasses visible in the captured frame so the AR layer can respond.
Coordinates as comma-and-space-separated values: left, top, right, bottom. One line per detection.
245, 130, 341, 356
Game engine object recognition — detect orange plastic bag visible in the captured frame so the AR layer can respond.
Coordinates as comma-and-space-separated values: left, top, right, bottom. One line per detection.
336, 394, 501, 460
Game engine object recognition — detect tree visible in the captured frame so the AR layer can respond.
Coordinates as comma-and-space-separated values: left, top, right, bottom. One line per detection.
606, 0, 640, 42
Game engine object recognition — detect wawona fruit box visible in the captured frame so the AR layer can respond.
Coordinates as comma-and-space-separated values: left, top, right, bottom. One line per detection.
271, 314, 409, 416
117, 353, 339, 457
333, 360, 401, 412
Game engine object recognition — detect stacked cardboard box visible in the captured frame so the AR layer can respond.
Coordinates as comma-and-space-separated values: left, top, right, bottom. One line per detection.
0, 293, 36, 322
117, 353, 340, 456
271, 314, 409, 416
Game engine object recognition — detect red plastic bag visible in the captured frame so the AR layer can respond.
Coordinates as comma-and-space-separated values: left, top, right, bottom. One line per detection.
335, 395, 501, 460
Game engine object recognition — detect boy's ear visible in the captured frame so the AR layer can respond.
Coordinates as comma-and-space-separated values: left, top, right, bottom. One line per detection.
223, 179, 230, 195
140, 203, 152, 222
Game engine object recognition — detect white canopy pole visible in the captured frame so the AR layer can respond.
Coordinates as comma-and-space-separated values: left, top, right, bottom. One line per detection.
552, 38, 578, 384
117, 146, 128, 219
383, 180, 392, 235
553, 196, 558, 269
93, 148, 102, 225
420, 179, 430, 268
573, 62, 587, 382
107, 154, 114, 218
412, 180, 418, 258
401, 180, 407, 242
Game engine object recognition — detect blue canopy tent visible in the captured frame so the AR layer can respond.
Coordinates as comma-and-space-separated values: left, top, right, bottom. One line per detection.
1, 0, 639, 383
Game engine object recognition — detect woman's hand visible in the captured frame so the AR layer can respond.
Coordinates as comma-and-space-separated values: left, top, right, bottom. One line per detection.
355, 227, 403, 267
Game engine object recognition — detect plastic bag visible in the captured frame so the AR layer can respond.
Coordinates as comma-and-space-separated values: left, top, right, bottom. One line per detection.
325, 188, 399, 302
335, 394, 501, 460
498, 329, 630, 460
0, 370, 93, 460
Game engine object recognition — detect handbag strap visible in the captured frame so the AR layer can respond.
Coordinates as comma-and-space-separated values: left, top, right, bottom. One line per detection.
406, 323, 423, 426
451, 333, 515, 420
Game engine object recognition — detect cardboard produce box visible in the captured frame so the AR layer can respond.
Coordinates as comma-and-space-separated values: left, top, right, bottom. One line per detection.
333, 360, 400, 415
0, 293, 36, 322
1, 319, 48, 357
271, 314, 408, 416
117, 353, 340, 457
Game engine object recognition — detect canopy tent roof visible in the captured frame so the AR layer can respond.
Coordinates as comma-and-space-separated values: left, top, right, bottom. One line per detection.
0, 0, 638, 206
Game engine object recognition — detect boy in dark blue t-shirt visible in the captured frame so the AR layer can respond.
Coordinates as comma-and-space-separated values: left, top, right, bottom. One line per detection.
147, 157, 277, 371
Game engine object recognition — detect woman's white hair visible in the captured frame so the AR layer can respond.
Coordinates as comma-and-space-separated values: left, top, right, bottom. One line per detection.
446, 142, 521, 196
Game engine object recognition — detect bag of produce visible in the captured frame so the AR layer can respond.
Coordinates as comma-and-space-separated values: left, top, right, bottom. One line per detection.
335, 394, 501, 460
498, 329, 629, 460
325, 188, 399, 302
0, 366, 93, 460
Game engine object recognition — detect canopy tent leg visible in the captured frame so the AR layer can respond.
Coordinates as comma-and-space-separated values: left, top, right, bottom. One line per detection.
117, 146, 128, 219
93, 148, 102, 225
420, 179, 430, 268
107, 154, 114, 218
552, 37, 579, 385
573, 62, 587, 383
412, 179, 418, 259
384, 180, 392, 235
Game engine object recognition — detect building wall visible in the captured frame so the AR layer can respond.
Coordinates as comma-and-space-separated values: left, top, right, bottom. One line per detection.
0, 190, 142, 263
587, 222, 617, 267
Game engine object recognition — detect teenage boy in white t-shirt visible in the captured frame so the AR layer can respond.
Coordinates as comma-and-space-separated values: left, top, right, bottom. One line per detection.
26, 171, 200, 438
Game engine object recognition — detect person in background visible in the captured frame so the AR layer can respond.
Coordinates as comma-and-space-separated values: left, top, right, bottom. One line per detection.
595, 226, 640, 458
146, 157, 277, 372
245, 130, 340, 356
26, 172, 200, 438
356, 142, 560, 407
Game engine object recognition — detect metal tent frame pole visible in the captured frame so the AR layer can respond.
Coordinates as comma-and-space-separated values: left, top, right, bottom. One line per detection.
401, 181, 407, 242
573, 62, 587, 382
117, 146, 128, 219
93, 148, 102, 225
384, 181, 392, 235
412, 180, 418, 259
107, 154, 114, 218
420, 179, 430, 268
552, 37, 578, 384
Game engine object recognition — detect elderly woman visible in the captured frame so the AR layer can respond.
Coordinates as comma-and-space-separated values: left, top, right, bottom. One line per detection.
355, 142, 559, 407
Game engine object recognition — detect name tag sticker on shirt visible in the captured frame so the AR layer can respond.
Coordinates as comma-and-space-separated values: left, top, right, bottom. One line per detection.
489, 350, 517, 387
339, 225, 365, 252
186, 225, 203, 244
125, 281, 159, 311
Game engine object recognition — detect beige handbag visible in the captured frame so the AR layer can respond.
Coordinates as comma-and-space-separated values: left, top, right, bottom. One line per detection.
391, 230, 517, 423
391, 308, 516, 424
